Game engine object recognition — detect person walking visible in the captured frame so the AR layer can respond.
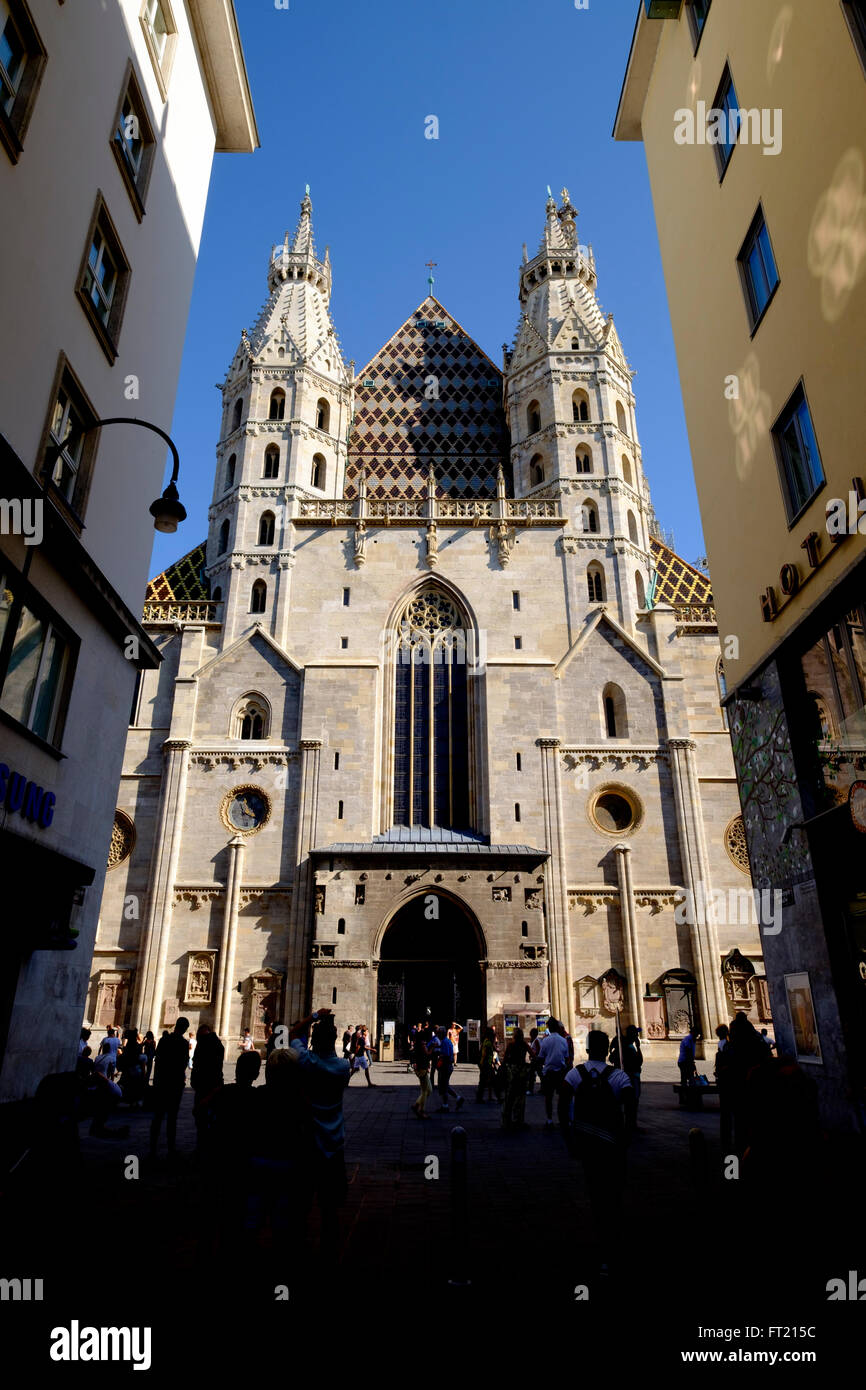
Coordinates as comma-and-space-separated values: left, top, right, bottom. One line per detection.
611, 1025, 644, 1114
411, 1025, 433, 1118
142, 1030, 156, 1083
435, 1026, 462, 1112
149, 1017, 190, 1160
501, 1027, 531, 1130
539, 1018, 571, 1128
348, 1025, 375, 1087
677, 1023, 699, 1090
342, 1027, 353, 1060
559, 1029, 636, 1274
476, 1026, 497, 1103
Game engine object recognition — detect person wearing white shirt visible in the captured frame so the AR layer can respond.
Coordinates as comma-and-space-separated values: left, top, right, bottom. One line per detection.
539, 1020, 571, 1127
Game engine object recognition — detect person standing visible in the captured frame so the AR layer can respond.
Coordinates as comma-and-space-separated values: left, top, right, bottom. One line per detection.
142, 1030, 156, 1083
447, 1020, 463, 1061
677, 1024, 699, 1089
539, 1019, 571, 1128
149, 1017, 190, 1160
191, 1023, 225, 1155
526, 1027, 543, 1095
476, 1026, 497, 1103
342, 1027, 353, 1060
289, 1008, 350, 1259
559, 1029, 636, 1274
435, 1026, 462, 1112
501, 1027, 531, 1130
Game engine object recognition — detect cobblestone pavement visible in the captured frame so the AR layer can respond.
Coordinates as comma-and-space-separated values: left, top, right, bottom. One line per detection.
4, 1057, 862, 1374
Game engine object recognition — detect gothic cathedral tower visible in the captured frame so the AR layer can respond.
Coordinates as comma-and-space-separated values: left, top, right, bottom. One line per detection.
207, 192, 353, 649
505, 189, 653, 632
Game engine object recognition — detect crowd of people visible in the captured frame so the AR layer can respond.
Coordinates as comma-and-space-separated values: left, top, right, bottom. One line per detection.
69, 1004, 820, 1275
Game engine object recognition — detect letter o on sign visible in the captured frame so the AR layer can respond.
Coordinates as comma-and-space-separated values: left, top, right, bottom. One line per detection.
779, 563, 800, 596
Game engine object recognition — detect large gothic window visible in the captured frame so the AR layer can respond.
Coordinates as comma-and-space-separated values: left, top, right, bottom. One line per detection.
393, 589, 470, 830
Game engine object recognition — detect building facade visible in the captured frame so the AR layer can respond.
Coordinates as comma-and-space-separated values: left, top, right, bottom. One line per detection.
0, 0, 257, 1102
92, 189, 766, 1060
615, 0, 866, 1126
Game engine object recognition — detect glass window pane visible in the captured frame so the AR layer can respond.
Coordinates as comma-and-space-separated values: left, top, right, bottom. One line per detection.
757, 223, 778, 289
747, 239, 770, 315
0, 604, 45, 726
31, 627, 66, 740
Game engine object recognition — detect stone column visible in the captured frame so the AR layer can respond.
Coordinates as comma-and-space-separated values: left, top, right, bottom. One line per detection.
537, 738, 575, 1034
286, 739, 322, 1020
134, 739, 191, 1035
668, 738, 727, 1032
614, 843, 646, 1033
214, 835, 246, 1039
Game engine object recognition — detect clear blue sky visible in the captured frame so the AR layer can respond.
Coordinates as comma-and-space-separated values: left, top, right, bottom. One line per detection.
150, 0, 707, 578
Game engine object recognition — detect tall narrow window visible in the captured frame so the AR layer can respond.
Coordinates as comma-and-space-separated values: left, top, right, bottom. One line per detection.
269, 388, 285, 421
334, 751, 340, 770
250, 580, 266, 614
338, 800, 344, 819
512, 592, 520, 610
717, 658, 729, 731
0, 0, 47, 163
602, 683, 628, 739
316, 398, 330, 431
576, 446, 592, 473
687, 0, 712, 50
257, 511, 275, 546
393, 588, 470, 830
635, 570, 646, 609
311, 454, 325, 489
712, 65, 740, 178
529, 455, 544, 488
232, 398, 243, 432
587, 565, 605, 602
111, 64, 156, 217
515, 802, 521, 822
572, 390, 590, 422
218, 519, 230, 554
40, 363, 99, 517
527, 400, 541, 435
516, 752, 522, 771
627, 511, 639, 544
263, 445, 279, 478
77, 197, 131, 360
738, 206, 780, 331
234, 695, 269, 740
581, 501, 599, 534
772, 384, 824, 522
843, 1, 866, 72
225, 454, 236, 490
343, 588, 350, 607
616, 401, 628, 435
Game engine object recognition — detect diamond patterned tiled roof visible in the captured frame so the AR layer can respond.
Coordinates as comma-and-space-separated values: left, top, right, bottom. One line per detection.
347, 296, 510, 499
650, 539, 713, 606
146, 543, 208, 602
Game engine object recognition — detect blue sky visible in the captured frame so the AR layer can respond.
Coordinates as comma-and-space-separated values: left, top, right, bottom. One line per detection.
151, 0, 707, 578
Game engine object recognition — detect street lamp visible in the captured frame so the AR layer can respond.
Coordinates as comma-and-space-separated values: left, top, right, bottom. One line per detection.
45, 415, 187, 534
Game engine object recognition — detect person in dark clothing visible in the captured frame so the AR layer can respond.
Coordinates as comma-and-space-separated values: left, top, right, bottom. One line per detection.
501, 1027, 531, 1129
722, 1011, 773, 1155
246, 1048, 315, 1262
191, 1023, 225, 1154
559, 1029, 636, 1274
117, 1030, 146, 1107
149, 1017, 190, 1159
142, 1030, 157, 1083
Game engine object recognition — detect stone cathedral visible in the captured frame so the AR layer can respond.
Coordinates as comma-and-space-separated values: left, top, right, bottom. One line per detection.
91, 190, 772, 1059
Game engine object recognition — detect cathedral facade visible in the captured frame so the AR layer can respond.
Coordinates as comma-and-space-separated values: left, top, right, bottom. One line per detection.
90, 190, 770, 1057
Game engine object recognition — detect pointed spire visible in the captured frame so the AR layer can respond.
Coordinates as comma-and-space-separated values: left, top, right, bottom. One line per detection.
292, 188, 315, 256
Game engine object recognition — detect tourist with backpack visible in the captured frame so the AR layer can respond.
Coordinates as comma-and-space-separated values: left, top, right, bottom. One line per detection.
558, 1028, 637, 1274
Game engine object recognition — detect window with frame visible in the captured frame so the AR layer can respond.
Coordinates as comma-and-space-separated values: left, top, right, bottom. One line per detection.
263, 445, 279, 479
843, 1, 866, 73
111, 64, 155, 219
0, 0, 47, 164
712, 65, 740, 178
687, 0, 712, 50
39, 361, 99, 520
140, 0, 176, 98
772, 384, 825, 523
738, 206, 780, 330
76, 196, 131, 361
800, 604, 866, 803
0, 564, 76, 748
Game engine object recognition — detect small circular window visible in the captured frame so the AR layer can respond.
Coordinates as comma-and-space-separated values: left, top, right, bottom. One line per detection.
588, 785, 641, 836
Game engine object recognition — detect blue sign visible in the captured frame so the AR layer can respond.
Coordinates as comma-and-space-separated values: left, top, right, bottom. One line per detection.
0, 763, 56, 828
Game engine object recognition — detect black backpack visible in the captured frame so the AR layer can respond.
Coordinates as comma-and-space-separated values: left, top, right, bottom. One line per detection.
569, 1065, 624, 1147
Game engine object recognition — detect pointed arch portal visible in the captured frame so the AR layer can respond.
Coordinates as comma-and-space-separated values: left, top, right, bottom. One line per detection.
376, 892, 485, 1055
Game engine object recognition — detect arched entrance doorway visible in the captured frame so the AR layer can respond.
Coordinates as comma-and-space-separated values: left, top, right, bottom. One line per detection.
376, 893, 485, 1059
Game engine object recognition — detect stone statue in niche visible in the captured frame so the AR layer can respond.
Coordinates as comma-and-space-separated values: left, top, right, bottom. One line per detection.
524, 889, 542, 910
314, 887, 326, 914
491, 886, 512, 903
600, 968, 625, 1013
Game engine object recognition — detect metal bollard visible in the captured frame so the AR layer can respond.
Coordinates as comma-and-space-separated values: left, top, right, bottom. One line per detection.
447, 1125, 471, 1287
